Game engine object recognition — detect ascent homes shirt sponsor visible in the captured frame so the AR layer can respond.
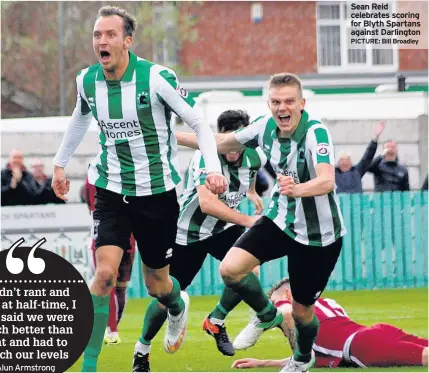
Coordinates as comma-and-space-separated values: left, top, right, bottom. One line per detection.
98, 119, 141, 139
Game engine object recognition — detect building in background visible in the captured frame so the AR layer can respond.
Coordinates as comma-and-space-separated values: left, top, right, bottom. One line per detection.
1, 1, 427, 118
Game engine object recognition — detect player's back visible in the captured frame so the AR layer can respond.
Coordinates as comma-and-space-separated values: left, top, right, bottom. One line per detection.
313, 298, 365, 354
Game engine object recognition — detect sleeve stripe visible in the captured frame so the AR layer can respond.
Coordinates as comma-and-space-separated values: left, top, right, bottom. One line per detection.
314, 127, 330, 145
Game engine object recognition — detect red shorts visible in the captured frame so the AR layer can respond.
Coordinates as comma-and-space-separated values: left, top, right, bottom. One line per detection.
347, 323, 428, 367
89, 233, 136, 283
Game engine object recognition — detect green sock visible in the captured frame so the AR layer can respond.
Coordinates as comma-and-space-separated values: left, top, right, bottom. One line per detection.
140, 298, 168, 344
293, 314, 319, 363
209, 286, 241, 320
228, 272, 276, 322
81, 294, 110, 372
157, 276, 184, 316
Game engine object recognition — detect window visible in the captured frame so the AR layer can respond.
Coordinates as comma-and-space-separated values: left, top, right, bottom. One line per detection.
316, 2, 398, 72
152, 4, 179, 66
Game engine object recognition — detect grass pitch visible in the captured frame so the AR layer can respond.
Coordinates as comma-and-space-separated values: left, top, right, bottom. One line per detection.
68, 288, 428, 372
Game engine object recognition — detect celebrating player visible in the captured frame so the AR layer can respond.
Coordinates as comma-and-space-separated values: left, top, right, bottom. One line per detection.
232, 277, 428, 369
83, 177, 134, 345
52, 6, 227, 372
177, 72, 346, 372
132, 110, 265, 372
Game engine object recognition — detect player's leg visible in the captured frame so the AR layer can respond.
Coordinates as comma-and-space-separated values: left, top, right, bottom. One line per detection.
350, 324, 428, 367
203, 226, 252, 355
131, 189, 188, 354
116, 236, 136, 325
105, 288, 119, 344
282, 236, 342, 371
81, 188, 132, 372
220, 217, 289, 348
133, 242, 207, 372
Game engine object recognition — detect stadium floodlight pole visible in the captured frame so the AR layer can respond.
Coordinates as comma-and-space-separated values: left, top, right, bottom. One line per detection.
58, 1, 65, 116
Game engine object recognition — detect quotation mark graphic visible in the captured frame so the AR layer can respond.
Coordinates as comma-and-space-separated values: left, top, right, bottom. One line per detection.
6, 238, 46, 275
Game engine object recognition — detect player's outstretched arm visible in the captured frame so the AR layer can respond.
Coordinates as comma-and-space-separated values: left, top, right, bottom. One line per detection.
232, 358, 287, 369
176, 131, 245, 154
52, 90, 93, 200
197, 185, 260, 228
277, 303, 297, 352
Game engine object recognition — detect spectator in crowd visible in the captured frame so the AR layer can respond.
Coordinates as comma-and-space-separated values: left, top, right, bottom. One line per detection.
368, 139, 409, 192
421, 175, 428, 191
29, 158, 65, 204
335, 121, 385, 193
1, 149, 37, 206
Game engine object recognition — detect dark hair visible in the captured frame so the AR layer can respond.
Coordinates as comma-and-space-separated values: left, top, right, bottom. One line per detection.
267, 277, 290, 298
268, 73, 303, 96
217, 110, 250, 133
97, 6, 136, 37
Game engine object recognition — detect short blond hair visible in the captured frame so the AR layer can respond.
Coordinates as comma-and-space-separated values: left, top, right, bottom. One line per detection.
267, 277, 290, 299
268, 73, 303, 96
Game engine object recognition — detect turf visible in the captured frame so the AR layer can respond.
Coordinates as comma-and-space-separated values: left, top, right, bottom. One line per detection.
68, 288, 428, 372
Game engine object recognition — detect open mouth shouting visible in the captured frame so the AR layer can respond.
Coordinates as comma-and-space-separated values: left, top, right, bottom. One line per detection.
278, 114, 291, 126
99, 50, 111, 64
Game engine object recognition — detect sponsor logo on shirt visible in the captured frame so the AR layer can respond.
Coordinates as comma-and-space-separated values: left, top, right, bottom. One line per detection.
165, 248, 173, 259
219, 192, 246, 209
316, 143, 330, 156
277, 169, 300, 184
98, 119, 142, 140
176, 85, 188, 98
87, 97, 95, 107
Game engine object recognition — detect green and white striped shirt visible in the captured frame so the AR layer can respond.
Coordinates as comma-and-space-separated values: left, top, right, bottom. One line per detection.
235, 111, 346, 247
176, 148, 266, 245
53, 52, 221, 196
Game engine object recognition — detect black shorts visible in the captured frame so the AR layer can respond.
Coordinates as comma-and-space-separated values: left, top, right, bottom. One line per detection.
93, 187, 179, 269
234, 216, 342, 306
170, 225, 246, 289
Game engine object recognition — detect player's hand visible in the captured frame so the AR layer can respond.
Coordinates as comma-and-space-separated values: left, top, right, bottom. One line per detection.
232, 358, 262, 369
205, 172, 228, 194
52, 166, 70, 201
277, 175, 295, 197
373, 120, 385, 141
246, 190, 264, 215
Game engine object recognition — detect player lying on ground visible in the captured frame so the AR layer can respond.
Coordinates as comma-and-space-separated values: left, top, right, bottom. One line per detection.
132, 110, 266, 372
232, 277, 428, 369
52, 6, 227, 372
176, 73, 346, 372
83, 177, 135, 345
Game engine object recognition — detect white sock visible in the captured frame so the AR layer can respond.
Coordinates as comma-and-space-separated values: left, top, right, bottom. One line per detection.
109, 331, 119, 339
135, 340, 151, 355
209, 317, 225, 326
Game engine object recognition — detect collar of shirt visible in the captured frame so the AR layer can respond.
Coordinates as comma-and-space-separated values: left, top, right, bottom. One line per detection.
96, 51, 137, 82
275, 110, 310, 144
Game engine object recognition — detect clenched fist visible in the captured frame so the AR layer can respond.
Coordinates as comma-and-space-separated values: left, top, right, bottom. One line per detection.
205, 172, 228, 195
277, 174, 296, 197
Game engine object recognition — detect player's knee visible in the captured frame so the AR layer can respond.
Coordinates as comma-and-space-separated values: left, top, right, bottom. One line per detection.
423, 347, 428, 366
292, 301, 314, 323
144, 279, 170, 299
219, 261, 242, 285
94, 265, 117, 294
146, 285, 164, 298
